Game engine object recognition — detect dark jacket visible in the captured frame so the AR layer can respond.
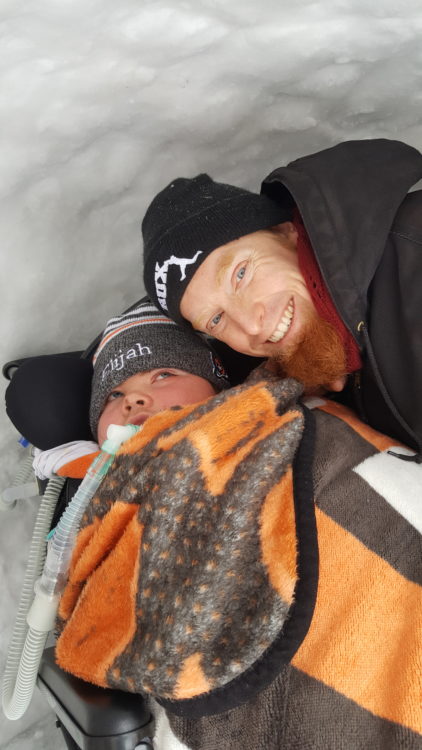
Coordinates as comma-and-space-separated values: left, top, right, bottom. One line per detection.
261, 139, 422, 459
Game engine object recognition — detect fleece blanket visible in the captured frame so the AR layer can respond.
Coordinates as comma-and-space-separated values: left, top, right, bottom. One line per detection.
55, 373, 422, 749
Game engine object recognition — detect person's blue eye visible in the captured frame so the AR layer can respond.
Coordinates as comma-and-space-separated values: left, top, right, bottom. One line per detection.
210, 313, 223, 329
236, 266, 246, 282
155, 371, 173, 380
107, 390, 122, 402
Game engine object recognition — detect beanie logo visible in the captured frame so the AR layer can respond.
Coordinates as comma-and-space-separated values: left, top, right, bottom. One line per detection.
101, 344, 152, 381
212, 353, 229, 381
154, 251, 203, 310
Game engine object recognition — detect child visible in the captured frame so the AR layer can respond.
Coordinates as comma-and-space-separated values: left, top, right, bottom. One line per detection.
32, 301, 229, 480
90, 301, 229, 446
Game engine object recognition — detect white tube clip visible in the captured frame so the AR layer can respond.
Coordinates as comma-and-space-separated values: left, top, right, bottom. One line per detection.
0, 482, 39, 511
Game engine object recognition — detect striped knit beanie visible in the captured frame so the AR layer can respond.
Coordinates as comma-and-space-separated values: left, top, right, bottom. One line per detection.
89, 302, 229, 437
142, 174, 291, 325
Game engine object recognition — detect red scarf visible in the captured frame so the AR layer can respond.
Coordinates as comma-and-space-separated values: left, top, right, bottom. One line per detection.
294, 213, 362, 374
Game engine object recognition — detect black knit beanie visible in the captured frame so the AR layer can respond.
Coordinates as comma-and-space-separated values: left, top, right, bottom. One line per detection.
142, 174, 291, 326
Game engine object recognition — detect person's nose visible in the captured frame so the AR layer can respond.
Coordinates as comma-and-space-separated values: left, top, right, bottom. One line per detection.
122, 389, 153, 412
232, 300, 265, 338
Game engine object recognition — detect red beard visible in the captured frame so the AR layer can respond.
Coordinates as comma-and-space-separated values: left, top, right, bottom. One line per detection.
268, 310, 347, 391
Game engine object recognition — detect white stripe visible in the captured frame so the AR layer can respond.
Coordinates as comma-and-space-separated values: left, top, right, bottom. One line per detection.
353, 447, 422, 533
103, 306, 174, 334
151, 700, 190, 750
105, 304, 158, 322
103, 316, 176, 337
303, 396, 327, 409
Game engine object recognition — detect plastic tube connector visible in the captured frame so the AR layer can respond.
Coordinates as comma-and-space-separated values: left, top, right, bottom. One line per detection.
26, 580, 60, 632
101, 423, 141, 454
0, 482, 39, 511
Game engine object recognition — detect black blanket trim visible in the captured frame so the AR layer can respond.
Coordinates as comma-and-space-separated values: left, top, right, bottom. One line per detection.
159, 406, 319, 718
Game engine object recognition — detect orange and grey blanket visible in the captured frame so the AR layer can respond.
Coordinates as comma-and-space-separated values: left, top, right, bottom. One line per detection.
55, 374, 422, 749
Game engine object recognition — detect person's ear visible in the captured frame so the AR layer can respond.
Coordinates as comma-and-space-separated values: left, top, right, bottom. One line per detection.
324, 376, 347, 392
302, 376, 347, 397
272, 221, 298, 247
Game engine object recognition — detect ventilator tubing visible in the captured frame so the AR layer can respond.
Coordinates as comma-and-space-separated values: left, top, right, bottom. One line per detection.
2, 423, 139, 720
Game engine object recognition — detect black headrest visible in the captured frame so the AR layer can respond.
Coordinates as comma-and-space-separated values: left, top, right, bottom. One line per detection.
5, 355, 93, 450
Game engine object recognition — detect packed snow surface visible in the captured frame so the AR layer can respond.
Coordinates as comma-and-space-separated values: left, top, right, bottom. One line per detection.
1, 1, 421, 745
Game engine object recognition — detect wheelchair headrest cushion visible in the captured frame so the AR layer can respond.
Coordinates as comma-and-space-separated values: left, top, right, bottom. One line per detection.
5, 355, 93, 450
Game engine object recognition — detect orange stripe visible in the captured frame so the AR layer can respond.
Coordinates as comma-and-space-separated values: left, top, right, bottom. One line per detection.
122, 384, 302, 495
316, 400, 406, 452
189, 409, 300, 496
292, 508, 422, 733
67, 502, 139, 588
175, 653, 212, 699
59, 518, 100, 620
156, 387, 301, 495
260, 468, 297, 604
56, 505, 143, 687
57, 452, 100, 479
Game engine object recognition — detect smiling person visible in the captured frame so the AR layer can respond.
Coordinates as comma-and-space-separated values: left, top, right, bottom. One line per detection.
142, 138, 422, 459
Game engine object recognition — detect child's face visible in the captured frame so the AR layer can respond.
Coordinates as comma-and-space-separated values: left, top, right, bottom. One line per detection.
97, 368, 217, 445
